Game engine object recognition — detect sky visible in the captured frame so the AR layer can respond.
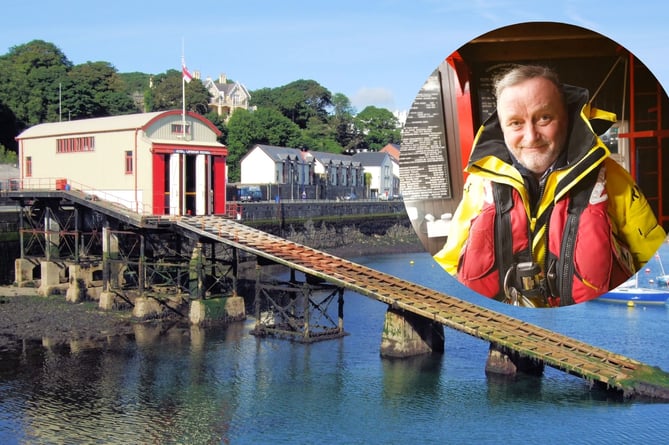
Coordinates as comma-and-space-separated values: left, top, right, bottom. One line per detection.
1, 0, 668, 114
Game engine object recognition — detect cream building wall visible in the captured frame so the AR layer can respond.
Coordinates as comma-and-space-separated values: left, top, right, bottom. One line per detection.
16, 111, 226, 215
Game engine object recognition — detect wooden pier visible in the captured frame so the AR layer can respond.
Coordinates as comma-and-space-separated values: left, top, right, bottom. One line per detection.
7, 187, 669, 400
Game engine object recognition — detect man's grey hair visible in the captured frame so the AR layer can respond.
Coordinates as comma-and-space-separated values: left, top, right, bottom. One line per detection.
493, 65, 564, 101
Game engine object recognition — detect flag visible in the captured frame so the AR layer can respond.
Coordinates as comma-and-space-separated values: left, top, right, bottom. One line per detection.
182, 64, 193, 83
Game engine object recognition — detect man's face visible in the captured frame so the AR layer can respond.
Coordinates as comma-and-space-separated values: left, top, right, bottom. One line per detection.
496, 76, 568, 177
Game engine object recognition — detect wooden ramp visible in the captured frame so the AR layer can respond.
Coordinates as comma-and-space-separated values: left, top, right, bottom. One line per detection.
177, 215, 669, 400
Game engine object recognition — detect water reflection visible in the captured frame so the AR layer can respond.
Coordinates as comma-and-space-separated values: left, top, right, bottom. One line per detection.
0, 321, 250, 444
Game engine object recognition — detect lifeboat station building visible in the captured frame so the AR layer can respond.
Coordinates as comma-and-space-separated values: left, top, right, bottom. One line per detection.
15, 110, 228, 216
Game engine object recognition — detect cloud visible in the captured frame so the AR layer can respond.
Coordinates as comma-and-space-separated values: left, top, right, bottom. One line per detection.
350, 87, 397, 112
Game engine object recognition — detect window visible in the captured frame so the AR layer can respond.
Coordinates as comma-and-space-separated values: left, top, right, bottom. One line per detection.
56, 136, 95, 153
25, 156, 32, 177
125, 151, 133, 174
171, 123, 191, 135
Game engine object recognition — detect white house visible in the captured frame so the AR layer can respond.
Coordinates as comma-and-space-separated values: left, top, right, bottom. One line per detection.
351, 151, 396, 199
15, 110, 228, 216
240, 144, 400, 200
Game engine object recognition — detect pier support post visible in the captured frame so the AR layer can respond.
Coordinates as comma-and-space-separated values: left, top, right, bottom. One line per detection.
14, 258, 37, 287
66, 264, 85, 303
38, 261, 64, 296
99, 226, 121, 310
485, 343, 545, 376
189, 296, 246, 325
380, 308, 444, 358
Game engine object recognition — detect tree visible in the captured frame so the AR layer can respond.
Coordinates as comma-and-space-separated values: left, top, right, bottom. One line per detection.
150, 69, 211, 113
60, 61, 137, 119
0, 143, 17, 164
330, 93, 357, 151
250, 79, 332, 129
354, 106, 401, 151
0, 40, 72, 128
119, 72, 152, 111
0, 102, 18, 152
225, 107, 304, 182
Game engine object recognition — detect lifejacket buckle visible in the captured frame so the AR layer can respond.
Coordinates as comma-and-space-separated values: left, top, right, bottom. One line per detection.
503, 262, 548, 307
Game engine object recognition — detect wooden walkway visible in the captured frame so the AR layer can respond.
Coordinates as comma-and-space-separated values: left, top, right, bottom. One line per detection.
178, 215, 669, 400
6, 186, 669, 400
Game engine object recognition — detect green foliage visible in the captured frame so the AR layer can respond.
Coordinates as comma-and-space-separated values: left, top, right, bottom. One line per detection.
0, 40, 72, 128
0, 39, 403, 179
0, 102, 18, 151
250, 79, 332, 129
354, 106, 401, 151
61, 61, 138, 118
149, 69, 211, 113
226, 107, 304, 182
0, 144, 17, 164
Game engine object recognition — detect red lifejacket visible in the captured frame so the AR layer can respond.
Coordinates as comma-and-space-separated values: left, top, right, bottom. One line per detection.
456, 167, 634, 306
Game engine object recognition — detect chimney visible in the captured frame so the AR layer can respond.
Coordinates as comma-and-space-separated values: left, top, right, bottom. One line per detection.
219, 73, 227, 84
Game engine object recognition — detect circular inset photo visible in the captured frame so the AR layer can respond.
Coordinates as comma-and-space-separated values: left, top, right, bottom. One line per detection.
400, 21, 668, 308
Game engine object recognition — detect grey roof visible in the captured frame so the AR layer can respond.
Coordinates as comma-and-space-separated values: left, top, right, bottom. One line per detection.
351, 151, 390, 166
251, 145, 361, 166
252, 144, 303, 162
311, 151, 361, 166
210, 80, 250, 99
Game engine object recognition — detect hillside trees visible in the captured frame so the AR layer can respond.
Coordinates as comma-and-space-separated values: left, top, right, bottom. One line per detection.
354, 106, 401, 151
225, 107, 304, 182
0, 40, 403, 171
251, 79, 332, 129
0, 40, 140, 150
148, 69, 211, 114
60, 61, 137, 119
0, 40, 71, 132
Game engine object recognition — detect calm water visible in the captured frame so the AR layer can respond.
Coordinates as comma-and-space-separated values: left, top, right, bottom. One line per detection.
2, 244, 669, 444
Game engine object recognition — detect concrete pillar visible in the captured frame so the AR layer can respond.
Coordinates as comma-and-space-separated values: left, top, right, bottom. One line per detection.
485, 343, 545, 376
189, 296, 246, 325
66, 264, 85, 303
14, 258, 36, 287
132, 296, 164, 319
99, 291, 116, 310
380, 307, 444, 358
38, 261, 62, 296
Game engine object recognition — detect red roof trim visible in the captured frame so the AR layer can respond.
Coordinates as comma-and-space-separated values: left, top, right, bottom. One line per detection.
142, 110, 222, 136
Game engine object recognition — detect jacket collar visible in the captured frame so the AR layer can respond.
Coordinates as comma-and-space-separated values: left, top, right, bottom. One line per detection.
466, 83, 613, 187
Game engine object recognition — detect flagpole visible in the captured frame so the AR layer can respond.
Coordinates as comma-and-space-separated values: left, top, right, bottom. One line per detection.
181, 39, 186, 138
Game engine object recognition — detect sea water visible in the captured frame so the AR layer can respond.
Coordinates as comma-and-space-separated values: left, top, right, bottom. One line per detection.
1, 243, 669, 444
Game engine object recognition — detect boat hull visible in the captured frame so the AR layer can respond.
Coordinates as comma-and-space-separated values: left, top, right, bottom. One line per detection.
597, 287, 669, 305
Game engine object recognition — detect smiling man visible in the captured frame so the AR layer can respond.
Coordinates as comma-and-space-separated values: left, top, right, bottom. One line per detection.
434, 65, 666, 307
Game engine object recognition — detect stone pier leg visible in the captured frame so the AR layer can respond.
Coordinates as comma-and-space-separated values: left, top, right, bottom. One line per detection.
66, 264, 85, 303
14, 258, 36, 287
380, 307, 444, 358
132, 297, 165, 319
485, 343, 545, 376
189, 296, 246, 325
38, 261, 62, 296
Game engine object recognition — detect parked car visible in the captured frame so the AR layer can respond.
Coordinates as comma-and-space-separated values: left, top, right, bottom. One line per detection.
238, 186, 262, 202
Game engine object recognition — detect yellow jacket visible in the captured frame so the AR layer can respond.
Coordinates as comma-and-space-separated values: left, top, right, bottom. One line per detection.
435, 84, 666, 279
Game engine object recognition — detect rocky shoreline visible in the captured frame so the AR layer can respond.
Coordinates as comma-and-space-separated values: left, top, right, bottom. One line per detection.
0, 228, 427, 353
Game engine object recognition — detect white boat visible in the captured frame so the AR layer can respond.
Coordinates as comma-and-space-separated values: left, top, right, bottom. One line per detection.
597, 279, 669, 305
597, 252, 669, 305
